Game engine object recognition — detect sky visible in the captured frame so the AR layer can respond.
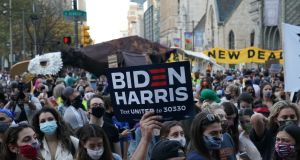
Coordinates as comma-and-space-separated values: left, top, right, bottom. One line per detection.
86, 0, 131, 43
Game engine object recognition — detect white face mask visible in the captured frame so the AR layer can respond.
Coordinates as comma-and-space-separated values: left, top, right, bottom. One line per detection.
87, 148, 104, 160
84, 92, 95, 100
169, 136, 186, 147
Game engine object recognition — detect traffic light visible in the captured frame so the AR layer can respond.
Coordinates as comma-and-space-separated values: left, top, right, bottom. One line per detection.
63, 36, 71, 45
81, 25, 90, 47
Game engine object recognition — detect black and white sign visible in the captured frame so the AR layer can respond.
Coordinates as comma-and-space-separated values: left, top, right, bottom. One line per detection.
106, 61, 194, 122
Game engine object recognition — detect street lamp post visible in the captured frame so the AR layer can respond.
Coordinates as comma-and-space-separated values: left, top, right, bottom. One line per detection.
8, 0, 13, 67
73, 0, 79, 48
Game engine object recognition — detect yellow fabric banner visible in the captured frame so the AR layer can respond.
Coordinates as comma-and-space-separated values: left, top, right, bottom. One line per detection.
203, 47, 283, 64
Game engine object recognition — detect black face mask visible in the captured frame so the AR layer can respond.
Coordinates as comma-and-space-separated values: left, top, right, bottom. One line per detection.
72, 95, 84, 109
278, 120, 298, 127
225, 94, 232, 100
91, 107, 105, 118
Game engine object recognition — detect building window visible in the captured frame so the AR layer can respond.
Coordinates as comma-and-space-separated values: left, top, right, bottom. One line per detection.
229, 30, 235, 49
250, 31, 255, 46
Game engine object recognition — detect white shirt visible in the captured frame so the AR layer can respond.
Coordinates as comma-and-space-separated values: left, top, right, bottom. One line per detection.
40, 136, 79, 160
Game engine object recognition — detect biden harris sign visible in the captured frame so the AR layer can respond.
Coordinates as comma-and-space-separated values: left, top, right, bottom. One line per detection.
106, 61, 194, 122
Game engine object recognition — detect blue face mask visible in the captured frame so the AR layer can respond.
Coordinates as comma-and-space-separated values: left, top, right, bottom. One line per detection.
203, 134, 223, 150
40, 120, 58, 135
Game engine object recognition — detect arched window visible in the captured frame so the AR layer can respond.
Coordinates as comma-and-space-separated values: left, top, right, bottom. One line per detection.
229, 30, 235, 49
250, 31, 255, 46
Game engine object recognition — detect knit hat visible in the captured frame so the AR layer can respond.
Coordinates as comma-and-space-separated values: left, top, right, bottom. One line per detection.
200, 89, 220, 103
151, 140, 185, 160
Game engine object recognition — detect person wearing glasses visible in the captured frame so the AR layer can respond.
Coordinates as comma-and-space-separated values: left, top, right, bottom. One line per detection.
88, 95, 122, 157
187, 112, 236, 160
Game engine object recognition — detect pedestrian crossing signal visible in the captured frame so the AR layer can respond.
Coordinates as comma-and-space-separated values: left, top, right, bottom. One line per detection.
63, 36, 71, 45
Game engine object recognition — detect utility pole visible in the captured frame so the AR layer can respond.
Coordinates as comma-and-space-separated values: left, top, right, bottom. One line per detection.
32, 0, 37, 56
73, 0, 79, 48
22, 9, 26, 59
9, 0, 12, 67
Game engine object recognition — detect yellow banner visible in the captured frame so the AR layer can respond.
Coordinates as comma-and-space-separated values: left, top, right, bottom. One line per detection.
203, 47, 283, 64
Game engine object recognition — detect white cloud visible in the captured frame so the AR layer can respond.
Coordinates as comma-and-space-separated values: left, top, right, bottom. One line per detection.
86, 0, 130, 43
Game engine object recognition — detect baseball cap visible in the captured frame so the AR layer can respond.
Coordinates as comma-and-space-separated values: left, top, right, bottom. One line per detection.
62, 87, 75, 99
151, 140, 185, 160
200, 89, 221, 103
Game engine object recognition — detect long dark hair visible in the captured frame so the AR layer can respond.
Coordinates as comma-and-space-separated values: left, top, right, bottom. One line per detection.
31, 107, 76, 156
76, 124, 113, 160
273, 124, 300, 160
2, 123, 43, 160
189, 111, 220, 160
221, 102, 239, 152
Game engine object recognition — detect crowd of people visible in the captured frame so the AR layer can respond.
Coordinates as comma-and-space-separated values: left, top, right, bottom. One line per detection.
0, 67, 300, 160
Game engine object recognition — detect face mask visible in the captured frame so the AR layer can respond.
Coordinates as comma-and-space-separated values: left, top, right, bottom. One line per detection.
275, 91, 281, 98
203, 134, 223, 150
72, 95, 83, 109
225, 94, 232, 100
40, 120, 58, 135
242, 123, 252, 134
278, 120, 298, 127
91, 107, 105, 118
264, 91, 272, 98
18, 141, 40, 159
169, 137, 186, 147
84, 92, 95, 101
87, 148, 104, 160
275, 143, 295, 158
